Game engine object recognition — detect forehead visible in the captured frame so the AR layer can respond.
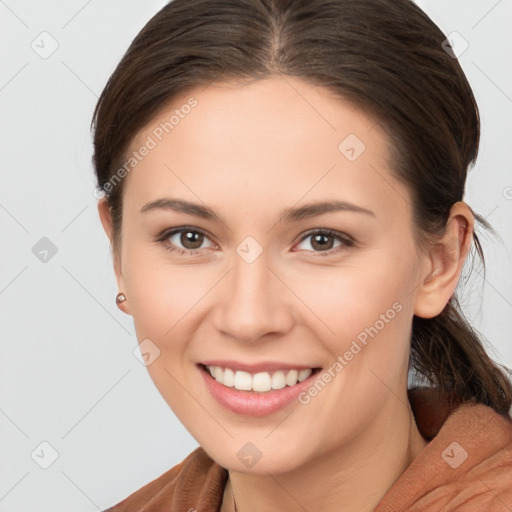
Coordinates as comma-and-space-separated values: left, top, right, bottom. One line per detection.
123, 77, 412, 226
133, 76, 379, 159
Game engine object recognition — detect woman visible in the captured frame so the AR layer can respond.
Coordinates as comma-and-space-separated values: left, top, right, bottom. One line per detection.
92, 0, 512, 510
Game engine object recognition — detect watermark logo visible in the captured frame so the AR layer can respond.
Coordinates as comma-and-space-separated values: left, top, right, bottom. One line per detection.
133, 338, 161, 366
441, 441, 468, 469
31, 31, 59, 59
31, 441, 59, 469
338, 133, 366, 161
237, 442, 262, 468
32, 237, 58, 263
442, 32, 469, 59
236, 236, 263, 264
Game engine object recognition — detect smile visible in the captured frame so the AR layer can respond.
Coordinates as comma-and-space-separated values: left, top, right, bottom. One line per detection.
204, 365, 314, 392
198, 363, 322, 416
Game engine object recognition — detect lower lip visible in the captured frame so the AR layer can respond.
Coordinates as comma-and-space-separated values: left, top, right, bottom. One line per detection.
198, 365, 320, 417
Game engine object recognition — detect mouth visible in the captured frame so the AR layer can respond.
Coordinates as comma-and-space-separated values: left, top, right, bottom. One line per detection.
197, 362, 322, 417
198, 363, 321, 393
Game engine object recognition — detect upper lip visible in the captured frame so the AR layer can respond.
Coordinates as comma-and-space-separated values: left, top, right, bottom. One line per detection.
199, 360, 319, 373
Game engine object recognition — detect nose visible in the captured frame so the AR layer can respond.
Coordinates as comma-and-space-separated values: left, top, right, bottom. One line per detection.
212, 250, 294, 344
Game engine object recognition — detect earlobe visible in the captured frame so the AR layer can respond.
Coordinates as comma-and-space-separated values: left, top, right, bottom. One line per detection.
413, 202, 474, 319
115, 292, 132, 315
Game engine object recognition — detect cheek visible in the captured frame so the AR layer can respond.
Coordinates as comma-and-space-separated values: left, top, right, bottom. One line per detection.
121, 253, 208, 415
295, 250, 418, 395
121, 246, 227, 374
126, 265, 201, 343
120, 243, 185, 339
302, 259, 413, 341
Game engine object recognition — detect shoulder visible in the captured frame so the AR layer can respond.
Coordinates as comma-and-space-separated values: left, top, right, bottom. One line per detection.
103, 446, 228, 512
377, 397, 512, 511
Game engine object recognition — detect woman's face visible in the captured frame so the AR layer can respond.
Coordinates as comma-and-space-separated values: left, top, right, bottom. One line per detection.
101, 77, 433, 473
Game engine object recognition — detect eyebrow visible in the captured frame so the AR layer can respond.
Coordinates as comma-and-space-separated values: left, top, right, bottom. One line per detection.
140, 198, 375, 223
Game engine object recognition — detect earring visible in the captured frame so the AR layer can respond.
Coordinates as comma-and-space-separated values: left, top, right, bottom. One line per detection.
116, 292, 127, 306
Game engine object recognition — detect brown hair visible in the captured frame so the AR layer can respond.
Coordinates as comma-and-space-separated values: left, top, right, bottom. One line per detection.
92, 0, 512, 416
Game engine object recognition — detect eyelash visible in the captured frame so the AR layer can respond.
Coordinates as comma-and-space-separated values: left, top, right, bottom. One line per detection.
156, 226, 355, 257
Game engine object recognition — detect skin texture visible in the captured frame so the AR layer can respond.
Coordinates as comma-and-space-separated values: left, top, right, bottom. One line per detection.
98, 76, 474, 512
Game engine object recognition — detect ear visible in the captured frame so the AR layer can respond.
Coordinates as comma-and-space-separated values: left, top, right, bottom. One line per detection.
414, 202, 474, 319
97, 198, 132, 315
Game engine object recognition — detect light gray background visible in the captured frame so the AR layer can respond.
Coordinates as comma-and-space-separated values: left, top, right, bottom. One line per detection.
1, 1, 511, 510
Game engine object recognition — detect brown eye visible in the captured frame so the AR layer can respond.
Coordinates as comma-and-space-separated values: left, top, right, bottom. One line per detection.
178, 230, 204, 250
161, 227, 215, 254
295, 229, 354, 254
310, 233, 335, 251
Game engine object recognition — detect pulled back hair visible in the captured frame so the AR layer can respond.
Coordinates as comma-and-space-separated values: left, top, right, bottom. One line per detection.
92, 0, 512, 416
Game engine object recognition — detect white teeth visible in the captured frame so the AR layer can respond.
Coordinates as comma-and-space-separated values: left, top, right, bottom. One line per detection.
234, 370, 252, 391
223, 367, 235, 387
298, 368, 312, 382
271, 370, 286, 390
214, 366, 223, 383
285, 369, 298, 386
253, 372, 272, 392
205, 365, 314, 392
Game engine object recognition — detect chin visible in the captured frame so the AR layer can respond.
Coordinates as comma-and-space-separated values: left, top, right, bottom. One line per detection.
199, 435, 315, 475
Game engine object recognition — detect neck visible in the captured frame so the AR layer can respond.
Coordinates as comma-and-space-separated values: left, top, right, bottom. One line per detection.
222, 396, 428, 512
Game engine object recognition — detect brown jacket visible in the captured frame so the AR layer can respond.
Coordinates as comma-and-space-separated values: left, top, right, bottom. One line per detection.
104, 388, 512, 512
